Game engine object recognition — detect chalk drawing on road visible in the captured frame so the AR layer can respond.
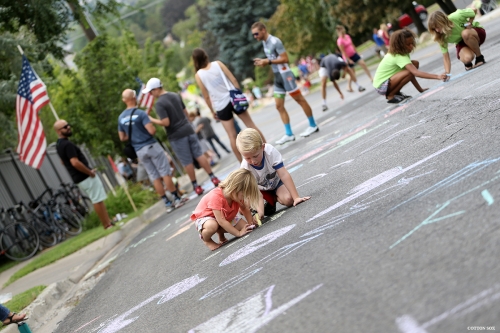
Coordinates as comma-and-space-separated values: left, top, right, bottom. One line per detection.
302, 208, 367, 236
396, 284, 500, 333
225, 234, 250, 248
199, 268, 263, 300
287, 164, 303, 174
329, 160, 354, 169
342, 121, 396, 153
189, 284, 322, 333
124, 223, 171, 253
318, 116, 336, 127
306, 141, 462, 222
203, 251, 221, 262
417, 86, 445, 100
243, 234, 323, 272
481, 189, 494, 205
390, 167, 500, 249
358, 123, 422, 156
390, 157, 500, 212
297, 173, 328, 189
74, 315, 101, 332
175, 214, 190, 224
219, 225, 296, 267
94, 275, 206, 333
166, 223, 192, 242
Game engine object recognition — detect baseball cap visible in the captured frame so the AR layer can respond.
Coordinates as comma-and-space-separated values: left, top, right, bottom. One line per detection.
142, 78, 163, 94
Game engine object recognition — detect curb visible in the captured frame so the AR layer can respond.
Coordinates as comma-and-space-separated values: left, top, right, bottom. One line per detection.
11, 199, 168, 333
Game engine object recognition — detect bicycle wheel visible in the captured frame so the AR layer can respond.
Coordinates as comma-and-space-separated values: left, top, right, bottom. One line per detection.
27, 212, 58, 247
75, 196, 93, 216
1, 222, 39, 261
57, 205, 83, 236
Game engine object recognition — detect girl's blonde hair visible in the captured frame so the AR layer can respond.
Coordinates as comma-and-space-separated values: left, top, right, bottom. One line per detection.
219, 169, 260, 210
236, 128, 263, 153
389, 28, 417, 56
427, 11, 454, 48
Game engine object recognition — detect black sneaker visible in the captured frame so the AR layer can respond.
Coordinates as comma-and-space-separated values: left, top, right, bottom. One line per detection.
263, 201, 277, 216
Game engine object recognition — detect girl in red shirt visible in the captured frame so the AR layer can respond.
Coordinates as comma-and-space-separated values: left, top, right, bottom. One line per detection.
191, 169, 260, 250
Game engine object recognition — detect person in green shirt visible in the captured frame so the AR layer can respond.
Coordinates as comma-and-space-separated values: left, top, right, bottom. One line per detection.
428, 8, 486, 72
373, 28, 447, 104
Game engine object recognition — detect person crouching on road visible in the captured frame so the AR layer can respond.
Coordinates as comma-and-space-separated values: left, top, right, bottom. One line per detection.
191, 169, 260, 251
427, 8, 486, 72
373, 28, 448, 104
236, 128, 311, 218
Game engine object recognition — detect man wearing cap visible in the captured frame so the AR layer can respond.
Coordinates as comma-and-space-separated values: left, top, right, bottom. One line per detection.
143, 78, 220, 195
118, 89, 185, 212
53, 120, 114, 229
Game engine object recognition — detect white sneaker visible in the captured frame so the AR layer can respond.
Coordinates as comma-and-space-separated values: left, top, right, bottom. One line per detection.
322, 105, 328, 112
173, 198, 184, 209
299, 126, 319, 137
275, 134, 295, 145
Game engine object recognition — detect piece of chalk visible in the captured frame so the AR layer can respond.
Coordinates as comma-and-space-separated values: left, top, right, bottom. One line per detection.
446, 74, 452, 76
254, 213, 262, 226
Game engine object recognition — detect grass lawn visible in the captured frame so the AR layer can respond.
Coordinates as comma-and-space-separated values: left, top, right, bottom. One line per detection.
3, 226, 118, 288
0, 285, 46, 330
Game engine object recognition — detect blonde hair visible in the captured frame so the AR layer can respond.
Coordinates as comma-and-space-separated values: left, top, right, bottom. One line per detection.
219, 169, 260, 210
236, 128, 263, 153
427, 11, 454, 48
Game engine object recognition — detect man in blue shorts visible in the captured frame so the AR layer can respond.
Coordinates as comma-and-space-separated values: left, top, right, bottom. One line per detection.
143, 78, 220, 196
118, 89, 185, 212
251, 22, 319, 145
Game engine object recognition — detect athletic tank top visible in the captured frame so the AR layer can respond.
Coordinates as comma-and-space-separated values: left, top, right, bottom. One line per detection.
197, 62, 235, 112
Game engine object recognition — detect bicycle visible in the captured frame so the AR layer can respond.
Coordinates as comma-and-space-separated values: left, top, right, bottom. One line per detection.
60, 183, 93, 217
0, 208, 39, 261
16, 201, 59, 248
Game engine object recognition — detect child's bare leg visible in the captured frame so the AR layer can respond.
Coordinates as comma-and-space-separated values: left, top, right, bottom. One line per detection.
461, 29, 482, 58
357, 59, 373, 81
345, 66, 356, 91
276, 186, 294, 207
459, 46, 475, 65
200, 219, 222, 251
386, 70, 414, 100
216, 226, 228, 244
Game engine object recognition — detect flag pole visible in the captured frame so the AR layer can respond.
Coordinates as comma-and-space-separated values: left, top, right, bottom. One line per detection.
17, 45, 60, 121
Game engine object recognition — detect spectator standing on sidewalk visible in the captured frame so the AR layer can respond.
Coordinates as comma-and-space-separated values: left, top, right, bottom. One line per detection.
336, 25, 374, 82
251, 22, 319, 145
54, 120, 114, 229
373, 28, 387, 58
143, 78, 220, 195
118, 89, 185, 212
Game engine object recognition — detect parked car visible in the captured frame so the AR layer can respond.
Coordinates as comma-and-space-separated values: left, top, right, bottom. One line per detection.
398, 1, 428, 28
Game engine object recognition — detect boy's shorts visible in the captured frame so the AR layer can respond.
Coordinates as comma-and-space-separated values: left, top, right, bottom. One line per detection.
375, 79, 389, 96
195, 216, 241, 240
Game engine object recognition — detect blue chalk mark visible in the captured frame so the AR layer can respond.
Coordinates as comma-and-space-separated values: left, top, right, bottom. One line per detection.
288, 164, 303, 174
481, 189, 494, 205
391, 172, 500, 249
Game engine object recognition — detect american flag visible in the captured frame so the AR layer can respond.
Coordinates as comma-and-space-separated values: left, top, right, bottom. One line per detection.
135, 77, 155, 114
16, 56, 49, 169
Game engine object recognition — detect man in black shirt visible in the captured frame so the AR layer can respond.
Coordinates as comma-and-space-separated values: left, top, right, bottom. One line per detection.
54, 120, 114, 229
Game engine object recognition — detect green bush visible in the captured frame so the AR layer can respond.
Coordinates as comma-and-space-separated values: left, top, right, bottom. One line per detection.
82, 183, 158, 230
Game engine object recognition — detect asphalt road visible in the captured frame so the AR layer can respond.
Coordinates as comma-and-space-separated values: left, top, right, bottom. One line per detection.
56, 15, 500, 333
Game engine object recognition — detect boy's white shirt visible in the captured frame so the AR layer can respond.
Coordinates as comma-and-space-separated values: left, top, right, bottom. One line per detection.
241, 144, 284, 191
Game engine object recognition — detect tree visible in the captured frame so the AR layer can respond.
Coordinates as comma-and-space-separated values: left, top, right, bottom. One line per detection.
161, 0, 196, 37
205, 0, 279, 80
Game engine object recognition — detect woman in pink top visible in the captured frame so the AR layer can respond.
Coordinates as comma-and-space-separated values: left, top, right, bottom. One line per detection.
336, 25, 373, 85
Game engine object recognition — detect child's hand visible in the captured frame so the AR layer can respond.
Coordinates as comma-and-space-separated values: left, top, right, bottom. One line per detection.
293, 196, 311, 207
238, 224, 255, 237
418, 88, 429, 93
438, 73, 448, 81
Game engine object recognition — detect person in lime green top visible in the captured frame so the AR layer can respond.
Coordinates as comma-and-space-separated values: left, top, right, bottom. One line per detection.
428, 8, 486, 72
373, 28, 447, 104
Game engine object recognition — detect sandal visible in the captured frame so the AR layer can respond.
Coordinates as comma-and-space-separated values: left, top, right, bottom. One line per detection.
397, 91, 412, 99
3, 313, 27, 326
464, 62, 473, 71
475, 55, 486, 68
387, 95, 406, 104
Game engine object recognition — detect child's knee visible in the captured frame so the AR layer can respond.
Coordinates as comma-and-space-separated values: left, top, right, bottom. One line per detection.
278, 194, 294, 207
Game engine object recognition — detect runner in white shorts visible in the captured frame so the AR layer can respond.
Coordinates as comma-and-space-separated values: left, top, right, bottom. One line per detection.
251, 22, 319, 145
